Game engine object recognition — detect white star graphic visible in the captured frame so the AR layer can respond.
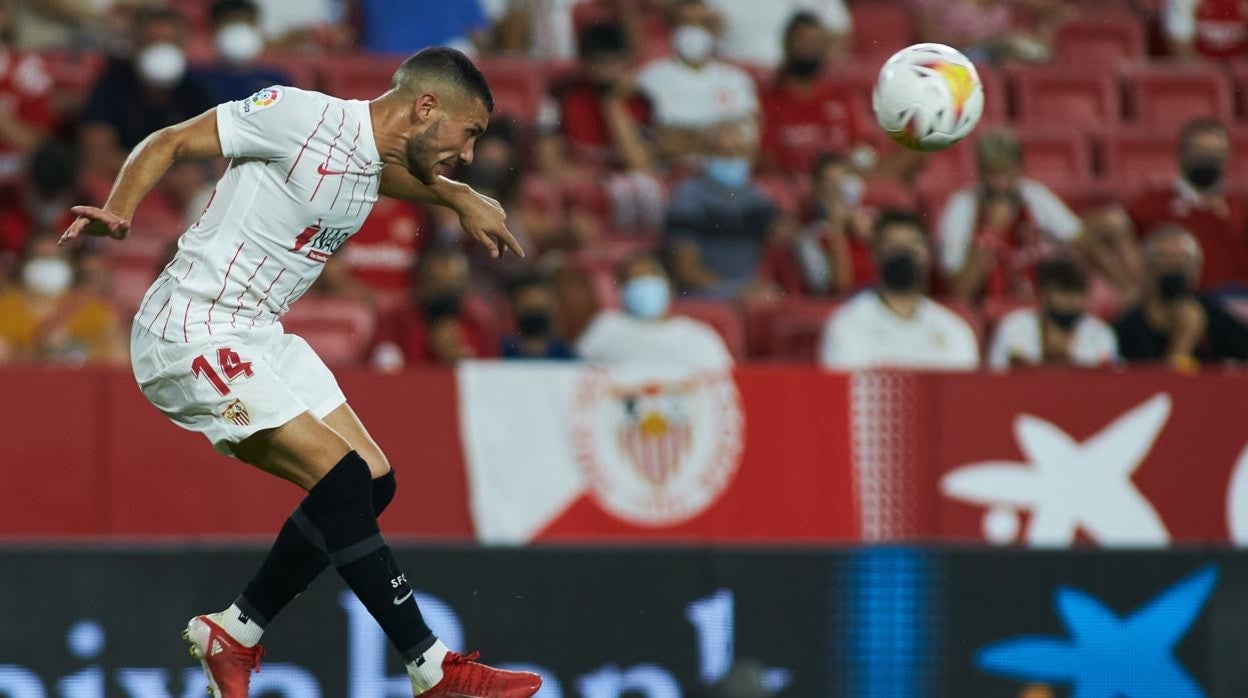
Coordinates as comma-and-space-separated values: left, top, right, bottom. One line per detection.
941, 393, 1173, 547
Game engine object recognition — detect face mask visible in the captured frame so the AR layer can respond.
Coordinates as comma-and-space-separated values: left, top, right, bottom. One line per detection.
516, 311, 552, 337
705, 156, 751, 189
1046, 308, 1082, 331
1156, 271, 1191, 301
423, 292, 462, 320
136, 43, 186, 88
22, 257, 73, 297
673, 25, 714, 64
215, 23, 263, 64
879, 251, 920, 292
621, 275, 670, 320
1182, 158, 1224, 191
840, 173, 864, 207
784, 57, 823, 79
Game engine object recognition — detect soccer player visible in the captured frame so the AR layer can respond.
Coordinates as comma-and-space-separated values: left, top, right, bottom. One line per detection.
58, 48, 540, 698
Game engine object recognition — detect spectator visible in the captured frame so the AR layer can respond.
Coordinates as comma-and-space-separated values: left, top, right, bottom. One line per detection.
707, 0, 852, 68
1127, 119, 1248, 292
759, 12, 871, 176
940, 130, 1136, 303
577, 254, 733, 369
195, 0, 292, 103
0, 234, 125, 364
370, 246, 497, 370
819, 210, 980, 370
359, 0, 491, 55
0, 138, 77, 260
0, 0, 54, 182
1165, 0, 1247, 60
665, 119, 778, 300
493, 0, 643, 60
501, 274, 576, 359
636, 0, 758, 158
988, 256, 1119, 369
5, 0, 123, 50
251, 0, 348, 52
1115, 225, 1248, 367
79, 7, 215, 180
340, 198, 431, 304
910, 0, 1064, 64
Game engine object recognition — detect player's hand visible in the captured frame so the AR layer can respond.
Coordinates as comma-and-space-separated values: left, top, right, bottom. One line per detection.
455, 188, 525, 259
59, 206, 131, 246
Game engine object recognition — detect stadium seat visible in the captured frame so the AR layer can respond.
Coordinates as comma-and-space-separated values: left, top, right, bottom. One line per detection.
749, 298, 839, 361
1012, 129, 1095, 187
861, 179, 918, 210
321, 55, 397, 102
473, 58, 546, 122
850, 3, 915, 59
1122, 63, 1234, 131
944, 301, 985, 345
1009, 66, 1120, 128
1101, 129, 1178, 187
1228, 61, 1248, 119
1052, 13, 1146, 71
279, 297, 377, 367
670, 300, 746, 359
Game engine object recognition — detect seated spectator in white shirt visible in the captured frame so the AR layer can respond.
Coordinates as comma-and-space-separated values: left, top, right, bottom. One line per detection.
987, 256, 1119, 370
577, 255, 734, 370
707, 0, 852, 67
938, 129, 1136, 304
819, 210, 980, 370
635, 0, 758, 159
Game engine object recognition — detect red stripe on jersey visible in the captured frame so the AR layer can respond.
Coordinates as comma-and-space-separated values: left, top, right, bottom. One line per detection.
285, 103, 331, 184
229, 256, 268, 327
182, 298, 192, 342
278, 275, 309, 315
310, 108, 347, 202
137, 274, 172, 321
206, 242, 246, 336
147, 295, 171, 332
161, 296, 174, 339
250, 267, 287, 327
179, 261, 195, 280
193, 188, 217, 229
347, 160, 370, 215
331, 122, 363, 210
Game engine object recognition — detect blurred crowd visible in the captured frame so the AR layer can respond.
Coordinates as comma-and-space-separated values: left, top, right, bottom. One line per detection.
1, 0, 1247, 372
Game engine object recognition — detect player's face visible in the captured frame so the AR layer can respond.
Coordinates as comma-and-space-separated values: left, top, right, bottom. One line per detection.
406, 96, 489, 185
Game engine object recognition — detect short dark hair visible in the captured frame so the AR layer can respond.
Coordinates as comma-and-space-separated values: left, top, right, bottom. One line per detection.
209, 0, 257, 25
579, 22, 629, 59
133, 6, 187, 34
1179, 118, 1228, 153
810, 151, 847, 180
392, 47, 494, 114
505, 273, 551, 302
873, 209, 925, 238
1037, 256, 1088, 293
783, 11, 823, 51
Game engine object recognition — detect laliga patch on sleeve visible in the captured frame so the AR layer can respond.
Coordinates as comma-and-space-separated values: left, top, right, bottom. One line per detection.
238, 86, 283, 117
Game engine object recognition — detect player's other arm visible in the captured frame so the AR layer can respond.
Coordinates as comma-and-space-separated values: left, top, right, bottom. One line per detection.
60, 109, 222, 245
379, 164, 524, 258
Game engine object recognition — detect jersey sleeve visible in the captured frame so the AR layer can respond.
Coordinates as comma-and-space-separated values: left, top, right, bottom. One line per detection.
215, 85, 310, 159
937, 189, 979, 273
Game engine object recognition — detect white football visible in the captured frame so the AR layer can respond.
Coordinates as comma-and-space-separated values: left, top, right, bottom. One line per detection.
872, 43, 984, 152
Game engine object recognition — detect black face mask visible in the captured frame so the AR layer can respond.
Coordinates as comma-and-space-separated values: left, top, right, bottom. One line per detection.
1183, 158, 1225, 190
879, 252, 920, 292
516, 311, 552, 337
423, 292, 462, 320
1046, 308, 1082, 331
1156, 271, 1191, 301
783, 57, 823, 79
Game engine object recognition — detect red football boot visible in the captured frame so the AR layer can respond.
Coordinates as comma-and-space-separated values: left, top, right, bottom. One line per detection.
182, 615, 265, 697
417, 651, 542, 697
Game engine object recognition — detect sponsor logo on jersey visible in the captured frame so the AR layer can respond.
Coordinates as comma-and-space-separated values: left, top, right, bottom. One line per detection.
570, 367, 743, 526
239, 86, 282, 117
292, 222, 352, 263
222, 399, 251, 426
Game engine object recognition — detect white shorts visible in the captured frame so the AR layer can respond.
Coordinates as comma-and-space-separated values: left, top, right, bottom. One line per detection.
130, 321, 346, 456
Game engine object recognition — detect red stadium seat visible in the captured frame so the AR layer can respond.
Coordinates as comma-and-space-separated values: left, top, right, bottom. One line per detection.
943, 301, 985, 345
850, 3, 915, 59
473, 58, 546, 122
1101, 129, 1178, 187
279, 297, 377, 367
1228, 61, 1248, 119
1012, 129, 1094, 187
861, 179, 918, 210
1052, 13, 1146, 71
1009, 66, 1120, 128
670, 300, 746, 359
747, 298, 839, 361
1122, 63, 1234, 131
321, 55, 397, 102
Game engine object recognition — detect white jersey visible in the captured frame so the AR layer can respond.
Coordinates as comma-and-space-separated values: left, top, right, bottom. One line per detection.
135, 86, 384, 343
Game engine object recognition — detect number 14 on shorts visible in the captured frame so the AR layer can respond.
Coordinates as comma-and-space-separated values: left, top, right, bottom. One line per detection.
191, 347, 255, 396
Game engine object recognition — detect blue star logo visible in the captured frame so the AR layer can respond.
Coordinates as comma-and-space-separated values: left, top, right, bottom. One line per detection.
976, 564, 1218, 698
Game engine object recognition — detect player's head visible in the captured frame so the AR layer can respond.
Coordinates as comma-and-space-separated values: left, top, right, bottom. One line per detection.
389, 48, 494, 186
872, 209, 930, 294
1036, 256, 1089, 329
976, 129, 1023, 197
1143, 224, 1203, 299
1178, 118, 1229, 192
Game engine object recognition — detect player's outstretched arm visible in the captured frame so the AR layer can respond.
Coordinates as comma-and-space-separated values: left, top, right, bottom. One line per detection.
379, 165, 524, 259
60, 109, 223, 246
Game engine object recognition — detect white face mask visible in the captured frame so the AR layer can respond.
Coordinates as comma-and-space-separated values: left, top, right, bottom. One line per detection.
215, 22, 263, 64
136, 42, 186, 88
22, 258, 73, 297
672, 25, 714, 65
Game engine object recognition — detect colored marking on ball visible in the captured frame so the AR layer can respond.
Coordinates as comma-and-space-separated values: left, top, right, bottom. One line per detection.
923, 61, 975, 119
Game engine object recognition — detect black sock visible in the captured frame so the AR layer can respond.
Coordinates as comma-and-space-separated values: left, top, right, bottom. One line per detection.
303, 452, 433, 660
236, 469, 398, 628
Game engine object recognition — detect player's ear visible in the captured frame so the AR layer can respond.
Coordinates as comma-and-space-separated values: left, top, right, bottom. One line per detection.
413, 93, 438, 123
